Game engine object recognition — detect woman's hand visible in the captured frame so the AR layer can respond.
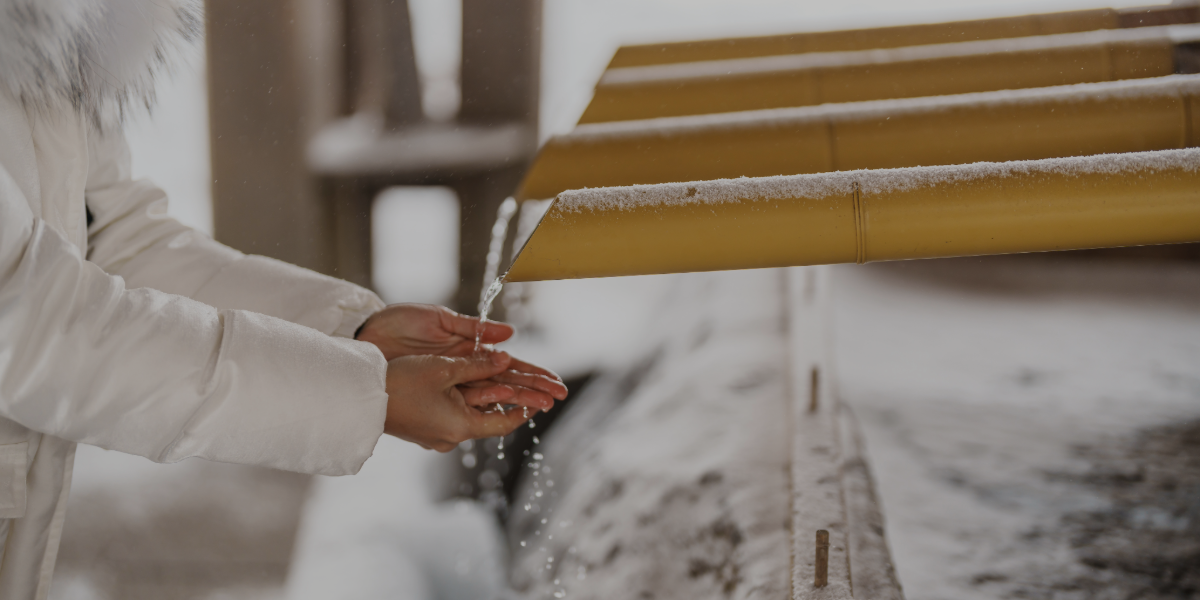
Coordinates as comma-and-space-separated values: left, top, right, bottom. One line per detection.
357, 303, 511, 360
383, 351, 539, 452
356, 303, 568, 405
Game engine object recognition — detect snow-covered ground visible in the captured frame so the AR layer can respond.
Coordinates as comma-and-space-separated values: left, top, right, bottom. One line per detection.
505, 270, 793, 600
836, 257, 1200, 600
50, 1, 1197, 599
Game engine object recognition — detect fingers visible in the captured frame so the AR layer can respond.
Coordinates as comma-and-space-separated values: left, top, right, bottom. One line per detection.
467, 405, 535, 439
443, 351, 511, 386
460, 380, 553, 411
459, 383, 517, 407
439, 307, 515, 344
511, 386, 556, 411
439, 340, 480, 358
507, 357, 564, 384
491, 369, 569, 401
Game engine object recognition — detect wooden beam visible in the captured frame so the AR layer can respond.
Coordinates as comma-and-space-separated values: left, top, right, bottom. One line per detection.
207, 0, 336, 274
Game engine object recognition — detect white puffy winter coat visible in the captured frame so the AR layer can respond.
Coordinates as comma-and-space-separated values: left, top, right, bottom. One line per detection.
0, 2, 391, 597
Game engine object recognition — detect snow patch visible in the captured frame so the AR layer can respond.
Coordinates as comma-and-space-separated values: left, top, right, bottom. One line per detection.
554, 148, 1200, 213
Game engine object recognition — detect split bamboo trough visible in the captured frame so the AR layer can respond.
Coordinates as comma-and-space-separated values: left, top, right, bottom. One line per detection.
608, 3, 1200, 67
503, 5, 1200, 283
583, 25, 1200, 123
521, 76, 1200, 200
506, 149, 1200, 281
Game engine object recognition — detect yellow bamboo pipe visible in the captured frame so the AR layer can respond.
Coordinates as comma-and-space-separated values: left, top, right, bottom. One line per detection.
520, 76, 1200, 201
580, 26, 1191, 124
504, 149, 1200, 282
608, 3, 1199, 68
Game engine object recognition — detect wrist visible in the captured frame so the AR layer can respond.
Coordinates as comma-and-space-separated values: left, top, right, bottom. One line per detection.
353, 309, 377, 341
355, 317, 401, 361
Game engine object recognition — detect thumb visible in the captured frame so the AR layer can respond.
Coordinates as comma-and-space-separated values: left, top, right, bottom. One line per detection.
445, 351, 511, 386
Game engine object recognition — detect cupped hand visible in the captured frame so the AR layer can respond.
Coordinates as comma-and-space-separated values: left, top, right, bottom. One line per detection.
356, 303, 512, 360
384, 351, 539, 452
356, 303, 568, 403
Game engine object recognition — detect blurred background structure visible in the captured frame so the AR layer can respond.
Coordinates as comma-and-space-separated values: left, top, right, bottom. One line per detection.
206, 0, 541, 314
50, 1, 1200, 599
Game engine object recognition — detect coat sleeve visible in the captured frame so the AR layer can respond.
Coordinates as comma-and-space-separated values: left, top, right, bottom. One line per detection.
84, 131, 384, 338
0, 163, 388, 476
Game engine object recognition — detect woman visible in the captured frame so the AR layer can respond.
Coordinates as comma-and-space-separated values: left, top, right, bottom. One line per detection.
0, 0, 565, 596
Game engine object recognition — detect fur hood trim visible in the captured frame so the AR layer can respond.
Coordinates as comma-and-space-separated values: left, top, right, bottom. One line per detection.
0, 0, 202, 130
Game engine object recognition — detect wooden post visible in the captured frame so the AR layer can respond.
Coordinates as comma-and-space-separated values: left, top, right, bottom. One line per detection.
206, 0, 336, 274
344, 0, 423, 127
815, 529, 830, 588
809, 367, 821, 414
460, 0, 542, 128
329, 178, 375, 288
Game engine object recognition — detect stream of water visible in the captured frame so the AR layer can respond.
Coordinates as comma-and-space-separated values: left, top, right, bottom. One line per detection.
474, 198, 518, 354
469, 198, 573, 598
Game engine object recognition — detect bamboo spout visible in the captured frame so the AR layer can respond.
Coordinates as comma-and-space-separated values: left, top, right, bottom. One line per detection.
608, 3, 1200, 68
519, 76, 1200, 202
504, 149, 1200, 282
582, 25, 1190, 123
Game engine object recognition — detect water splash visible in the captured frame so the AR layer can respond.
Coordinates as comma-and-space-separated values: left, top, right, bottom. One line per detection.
470, 199, 578, 593
474, 277, 505, 354
468, 199, 522, 520
474, 198, 518, 354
